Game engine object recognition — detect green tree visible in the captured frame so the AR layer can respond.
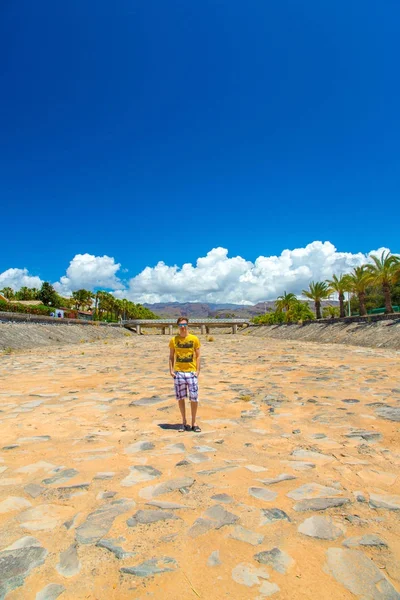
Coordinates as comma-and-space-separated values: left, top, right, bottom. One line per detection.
38, 282, 57, 306
326, 274, 350, 318
322, 305, 340, 319
15, 286, 32, 301
0, 287, 15, 300
301, 281, 330, 319
285, 300, 315, 322
345, 267, 371, 316
72, 289, 94, 311
275, 292, 298, 313
364, 251, 400, 314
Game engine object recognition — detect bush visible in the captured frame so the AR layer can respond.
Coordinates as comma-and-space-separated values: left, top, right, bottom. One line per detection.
0, 300, 54, 316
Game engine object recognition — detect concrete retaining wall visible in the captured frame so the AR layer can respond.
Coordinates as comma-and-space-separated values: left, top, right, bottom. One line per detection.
243, 315, 400, 349
0, 321, 131, 351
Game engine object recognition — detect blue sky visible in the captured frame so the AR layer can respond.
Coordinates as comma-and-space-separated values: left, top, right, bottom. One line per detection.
1, 1, 399, 303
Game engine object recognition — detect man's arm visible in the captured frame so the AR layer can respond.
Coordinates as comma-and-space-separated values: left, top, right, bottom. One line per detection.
169, 347, 176, 377
195, 347, 201, 377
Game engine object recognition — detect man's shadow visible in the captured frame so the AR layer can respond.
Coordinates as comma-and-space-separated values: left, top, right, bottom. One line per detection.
158, 423, 183, 430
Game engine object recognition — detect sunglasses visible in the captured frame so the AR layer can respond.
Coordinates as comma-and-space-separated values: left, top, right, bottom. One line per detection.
178, 323, 188, 328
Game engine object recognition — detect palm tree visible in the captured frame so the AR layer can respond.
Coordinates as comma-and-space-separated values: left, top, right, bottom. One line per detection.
345, 267, 371, 316
326, 274, 350, 318
1, 287, 14, 300
365, 251, 400, 314
275, 291, 298, 313
302, 281, 330, 319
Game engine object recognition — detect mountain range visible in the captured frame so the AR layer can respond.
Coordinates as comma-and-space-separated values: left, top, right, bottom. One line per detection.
143, 301, 339, 319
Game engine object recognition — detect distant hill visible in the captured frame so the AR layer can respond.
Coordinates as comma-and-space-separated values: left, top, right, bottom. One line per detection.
143, 300, 339, 319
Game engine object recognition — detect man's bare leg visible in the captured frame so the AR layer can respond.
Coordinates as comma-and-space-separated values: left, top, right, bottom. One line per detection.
190, 401, 198, 428
178, 399, 187, 425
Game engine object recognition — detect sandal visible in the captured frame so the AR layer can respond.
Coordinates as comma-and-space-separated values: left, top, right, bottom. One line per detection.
192, 425, 201, 432
178, 424, 185, 432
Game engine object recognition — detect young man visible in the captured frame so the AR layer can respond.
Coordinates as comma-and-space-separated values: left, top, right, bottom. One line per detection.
169, 317, 201, 432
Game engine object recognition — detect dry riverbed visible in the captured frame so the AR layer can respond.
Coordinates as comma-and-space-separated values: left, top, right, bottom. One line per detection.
0, 335, 400, 599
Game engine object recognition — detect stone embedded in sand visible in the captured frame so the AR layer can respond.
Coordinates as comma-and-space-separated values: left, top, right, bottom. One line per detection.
124, 440, 155, 454
254, 547, 295, 574
280, 460, 316, 471
139, 477, 194, 499
17, 436, 51, 443
75, 499, 135, 544
36, 583, 66, 600
231, 562, 270, 587
188, 504, 239, 538
287, 483, 342, 501
121, 465, 162, 487
187, 453, 209, 464
324, 548, 400, 599
208, 550, 221, 566
345, 430, 382, 442
369, 493, 400, 510
375, 406, 400, 422
298, 516, 345, 540
16, 461, 57, 474
42, 469, 79, 485
129, 396, 165, 406
291, 449, 334, 462
164, 443, 186, 454
0, 536, 48, 599
258, 580, 281, 597
211, 493, 233, 504
50, 483, 90, 500
343, 535, 388, 548
197, 465, 238, 476
193, 445, 216, 453
146, 501, 190, 510
294, 497, 351, 512
121, 556, 178, 577
260, 508, 291, 525
94, 472, 115, 480
127, 510, 180, 527
245, 465, 268, 473
17, 505, 73, 532
0, 496, 32, 514
229, 526, 264, 546
96, 538, 135, 559
260, 474, 296, 485
249, 488, 278, 502
56, 543, 81, 577
24, 483, 46, 498
358, 469, 397, 487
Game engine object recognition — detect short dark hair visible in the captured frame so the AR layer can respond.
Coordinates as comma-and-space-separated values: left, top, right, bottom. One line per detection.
177, 316, 189, 325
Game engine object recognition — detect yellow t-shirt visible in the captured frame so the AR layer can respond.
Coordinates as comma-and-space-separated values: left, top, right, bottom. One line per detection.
169, 334, 200, 372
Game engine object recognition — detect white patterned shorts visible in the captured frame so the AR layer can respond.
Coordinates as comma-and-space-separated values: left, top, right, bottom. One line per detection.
174, 371, 199, 402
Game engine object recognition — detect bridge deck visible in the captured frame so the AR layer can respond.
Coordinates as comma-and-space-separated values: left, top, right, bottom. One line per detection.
123, 318, 249, 334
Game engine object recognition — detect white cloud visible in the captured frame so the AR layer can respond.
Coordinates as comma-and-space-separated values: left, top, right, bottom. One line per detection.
53, 253, 122, 296
1, 243, 397, 303
0, 268, 42, 291
124, 241, 393, 304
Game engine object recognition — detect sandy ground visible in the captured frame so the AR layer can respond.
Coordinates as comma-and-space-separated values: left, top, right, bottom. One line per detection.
0, 335, 400, 600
